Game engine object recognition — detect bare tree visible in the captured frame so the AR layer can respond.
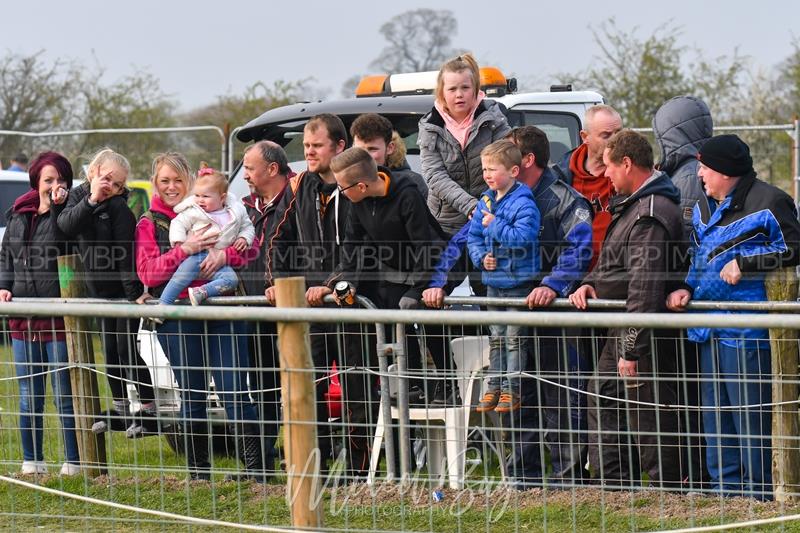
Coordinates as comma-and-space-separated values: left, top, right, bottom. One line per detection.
369, 9, 465, 73
0, 51, 82, 158
559, 19, 746, 127
779, 38, 800, 114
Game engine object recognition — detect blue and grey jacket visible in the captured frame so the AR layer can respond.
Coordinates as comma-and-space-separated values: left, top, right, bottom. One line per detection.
685, 172, 800, 347
530, 167, 594, 296
431, 168, 592, 294
467, 182, 540, 289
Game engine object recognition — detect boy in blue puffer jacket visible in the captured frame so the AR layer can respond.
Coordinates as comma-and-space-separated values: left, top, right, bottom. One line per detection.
468, 140, 540, 413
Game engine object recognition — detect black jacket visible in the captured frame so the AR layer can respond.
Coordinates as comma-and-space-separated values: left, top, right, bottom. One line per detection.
325, 169, 446, 300
585, 171, 685, 361
242, 186, 288, 294
57, 182, 143, 300
0, 189, 71, 298
269, 171, 352, 288
390, 159, 428, 199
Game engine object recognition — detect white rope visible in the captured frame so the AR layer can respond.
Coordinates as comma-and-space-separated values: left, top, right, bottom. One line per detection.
359, 366, 800, 411
650, 511, 800, 532
0, 474, 306, 533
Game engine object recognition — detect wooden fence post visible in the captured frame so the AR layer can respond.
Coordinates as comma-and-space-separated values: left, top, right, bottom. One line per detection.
766, 266, 800, 502
58, 254, 107, 477
275, 277, 322, 528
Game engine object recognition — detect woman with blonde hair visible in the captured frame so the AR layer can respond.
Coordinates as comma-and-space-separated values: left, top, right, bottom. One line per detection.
136, 152, 268, 482
57, 147, 157, 436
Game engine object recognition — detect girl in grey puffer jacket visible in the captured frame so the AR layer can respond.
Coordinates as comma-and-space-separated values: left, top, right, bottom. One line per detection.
418, 53, 511, 236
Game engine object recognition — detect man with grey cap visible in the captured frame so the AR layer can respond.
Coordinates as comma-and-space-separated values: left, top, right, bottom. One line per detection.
668, 134, 800, 499
653, 95, 713, 238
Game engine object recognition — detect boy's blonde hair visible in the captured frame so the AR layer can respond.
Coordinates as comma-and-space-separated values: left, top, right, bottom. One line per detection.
151, 151, 194, 188
330, 147, 378, 184
85, 147, 131, 182
435, 53, 481, 108
481, 140, 522, 169
194, 162, 228, 195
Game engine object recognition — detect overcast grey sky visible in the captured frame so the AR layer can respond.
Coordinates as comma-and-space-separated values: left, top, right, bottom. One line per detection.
3, 0, 798, 111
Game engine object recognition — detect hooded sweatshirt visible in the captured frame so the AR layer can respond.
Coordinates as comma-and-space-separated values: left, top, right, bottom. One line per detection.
325, 169, 445, 300
653, 95, 713, 237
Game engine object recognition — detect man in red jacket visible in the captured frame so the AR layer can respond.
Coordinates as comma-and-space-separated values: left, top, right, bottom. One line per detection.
553, 104, 622, 268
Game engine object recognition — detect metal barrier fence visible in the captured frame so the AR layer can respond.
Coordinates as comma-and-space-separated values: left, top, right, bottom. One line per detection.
632, 120, 800, 200
0, 125, 228, 176
3, 296, 800, 532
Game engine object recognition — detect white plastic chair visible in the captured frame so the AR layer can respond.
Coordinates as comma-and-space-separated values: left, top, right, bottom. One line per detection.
367, 335, 491, 489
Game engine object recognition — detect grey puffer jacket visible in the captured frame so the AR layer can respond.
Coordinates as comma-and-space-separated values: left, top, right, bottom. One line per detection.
418, 99, 511, 235
653, 95, 713, 238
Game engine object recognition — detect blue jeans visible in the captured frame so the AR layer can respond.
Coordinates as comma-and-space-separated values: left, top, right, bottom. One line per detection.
700, 338, 772, 499
159, 251, 239, 305
486, 285, 531, 394
156, 319, 258, 424
13, 339, 80, 463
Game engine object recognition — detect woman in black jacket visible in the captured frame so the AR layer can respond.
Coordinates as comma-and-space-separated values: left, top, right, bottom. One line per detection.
57, 147, 156, 435
0, 151, 81, 475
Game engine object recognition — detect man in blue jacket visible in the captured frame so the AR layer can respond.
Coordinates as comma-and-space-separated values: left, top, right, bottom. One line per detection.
506, 126, 594, 487
667, 134, 800, 500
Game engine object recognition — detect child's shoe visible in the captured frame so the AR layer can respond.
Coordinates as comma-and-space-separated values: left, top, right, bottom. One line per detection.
475, 389, 501, 412
494, 391, 521, 413
188, 286, 208, 306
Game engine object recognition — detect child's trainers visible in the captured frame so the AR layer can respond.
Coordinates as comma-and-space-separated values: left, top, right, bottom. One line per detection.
475, 389, 501, 412
494, 391, 521, 413
188, 286, 208, 306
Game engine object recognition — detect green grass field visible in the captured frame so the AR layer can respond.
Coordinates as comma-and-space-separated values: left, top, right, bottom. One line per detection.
2, 337, 800, 532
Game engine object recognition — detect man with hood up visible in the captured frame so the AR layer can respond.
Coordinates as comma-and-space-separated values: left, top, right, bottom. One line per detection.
653, 95, 714, 238
570, 130, 686, 489
653, 95, 714, 489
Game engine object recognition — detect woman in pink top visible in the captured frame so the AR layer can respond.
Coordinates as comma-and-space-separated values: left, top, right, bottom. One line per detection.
135, 152, 268, 483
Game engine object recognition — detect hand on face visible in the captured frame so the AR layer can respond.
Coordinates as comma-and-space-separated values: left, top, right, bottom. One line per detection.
89, 165, 125, 204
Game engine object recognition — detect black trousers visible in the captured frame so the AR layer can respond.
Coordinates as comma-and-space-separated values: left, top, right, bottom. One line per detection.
100, 317, 155, 404
309, 312, 377, 476
587, 333, 684, 489
248, 322, 281, 463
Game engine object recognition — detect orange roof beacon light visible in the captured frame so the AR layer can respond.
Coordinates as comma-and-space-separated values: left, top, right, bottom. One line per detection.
355, 67, 517, 98
355, 75, 389, 98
